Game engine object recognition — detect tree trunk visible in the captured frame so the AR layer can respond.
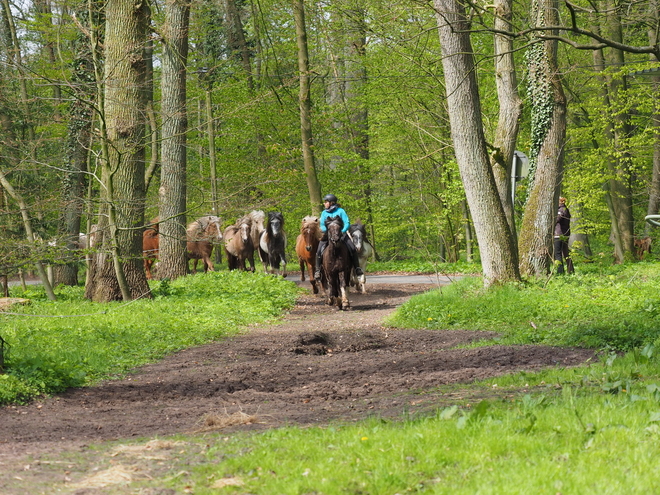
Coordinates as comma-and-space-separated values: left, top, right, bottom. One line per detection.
54, 5, 97, 286
518, 0, 567, 277
645, 0, 660, 235
490, 0, 522, 237
434, 0, 520, 286
293, 0, 322, 216
601, 0, 635, 261
158, 0, 190, 280
85, 0, 150, 302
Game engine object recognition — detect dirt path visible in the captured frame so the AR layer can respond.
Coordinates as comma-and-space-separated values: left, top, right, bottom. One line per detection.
0, 278, 594, 463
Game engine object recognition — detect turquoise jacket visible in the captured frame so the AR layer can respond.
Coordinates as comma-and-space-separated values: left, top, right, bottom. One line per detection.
320, 205, 350, 233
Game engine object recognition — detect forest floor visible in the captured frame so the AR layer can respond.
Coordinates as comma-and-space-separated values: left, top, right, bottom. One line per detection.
0, 275, 596, 492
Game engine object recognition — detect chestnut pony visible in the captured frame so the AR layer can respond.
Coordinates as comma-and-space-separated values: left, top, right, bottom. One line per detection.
295, 215, 321, 294
142, 218, 160, 280
142, 216, 223, 278
186, 216, 223, 273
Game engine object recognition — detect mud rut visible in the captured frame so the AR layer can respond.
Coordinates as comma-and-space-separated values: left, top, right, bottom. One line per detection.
0, 279, 595, 462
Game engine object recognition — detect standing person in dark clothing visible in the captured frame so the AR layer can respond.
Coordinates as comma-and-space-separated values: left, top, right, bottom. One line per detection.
554, 196, 574, 274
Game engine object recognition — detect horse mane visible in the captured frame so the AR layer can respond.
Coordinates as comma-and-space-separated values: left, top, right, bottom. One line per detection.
325, 216, 344, 230
348, 220, 368, 242
248, 210, 265, 228
237, 215, 253, 228
187, 215, 221, 239
146, 217, 159, 232
300, 215, 321, 237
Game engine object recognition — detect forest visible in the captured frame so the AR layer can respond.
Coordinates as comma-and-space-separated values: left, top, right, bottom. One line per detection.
0, 0, 658, 301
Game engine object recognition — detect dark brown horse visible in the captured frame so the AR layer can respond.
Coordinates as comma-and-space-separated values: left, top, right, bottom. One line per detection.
142, 218, 160, 280
224, 216, 254, 271
321, 217, 352, 310
187, 216, 223, 273
295, 215, 321, 294
259, 211, 287, 276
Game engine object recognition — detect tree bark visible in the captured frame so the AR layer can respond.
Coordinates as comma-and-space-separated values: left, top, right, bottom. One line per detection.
645, 0, 660, 235
85, 0, 150, 302
518, 0, 567, 277
434, 0, 520, 286
293, 0, 322, 216
601, 0, 635, 261
490, 0, 522, 237
158, 0, 190, 280
54, 4, 97, 286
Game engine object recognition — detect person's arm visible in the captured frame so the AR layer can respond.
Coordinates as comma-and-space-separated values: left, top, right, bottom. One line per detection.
340, 210, 350, 233
320, 211, 328, 232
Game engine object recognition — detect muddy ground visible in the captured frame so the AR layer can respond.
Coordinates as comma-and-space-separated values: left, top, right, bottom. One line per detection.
0, 277, 595, 488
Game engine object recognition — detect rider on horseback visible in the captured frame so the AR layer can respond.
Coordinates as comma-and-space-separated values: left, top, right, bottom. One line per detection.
314, 194, 363, 280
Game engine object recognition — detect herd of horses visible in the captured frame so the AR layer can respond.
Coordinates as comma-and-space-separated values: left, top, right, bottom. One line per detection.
142, 211, 373, 310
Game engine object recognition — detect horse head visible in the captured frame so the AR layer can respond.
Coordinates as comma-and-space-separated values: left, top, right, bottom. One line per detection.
325, 217, 344, 244
268, 211, 284, 236
296, 216, 316, 251
351, 228, 363, 252
205, 215, 223, 243
238, 217, 252, 243
349, 221, 367, 253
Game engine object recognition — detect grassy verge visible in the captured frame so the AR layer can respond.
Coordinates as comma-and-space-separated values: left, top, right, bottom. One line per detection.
0, 271, 300, 404
387, 262, 660, 351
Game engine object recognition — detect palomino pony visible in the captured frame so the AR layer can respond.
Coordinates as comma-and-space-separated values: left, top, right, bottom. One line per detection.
321, 217, 352, 310
142, 218, 160, 280
187, 215, 223, 273
259, 211, 287, 276
348, 221, 373, 294
224, 215, 254, 271
295, 215, 321, 294
248, 210, 265, 271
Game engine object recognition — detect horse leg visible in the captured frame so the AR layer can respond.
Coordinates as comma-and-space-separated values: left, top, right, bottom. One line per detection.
339, 269, 351, 310
144, 259, 152, 280
203, 256, 213, 272
299, 259, 306, 281
247, 252, 256, 272
357, 260, 367, 294
280, 254, 287, 278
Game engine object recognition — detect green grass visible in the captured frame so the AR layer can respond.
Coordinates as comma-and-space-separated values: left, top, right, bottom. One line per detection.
387, 262, 660, 351
369, 258, 482, 275
0, 271, 300, 404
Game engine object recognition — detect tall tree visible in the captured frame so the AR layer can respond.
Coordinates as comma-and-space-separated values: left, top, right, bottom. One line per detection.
433, 0, 520, 286
158, 0, 190, 279
85, 0, 150, 302
600, 0, 635, 262
293, 0, 322, 215
518, 0, 567, 276
490, 0, 522, 237
53, 1, 100, 286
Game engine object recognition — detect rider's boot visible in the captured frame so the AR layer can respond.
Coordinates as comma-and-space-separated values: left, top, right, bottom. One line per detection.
314, 249, 323, 280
